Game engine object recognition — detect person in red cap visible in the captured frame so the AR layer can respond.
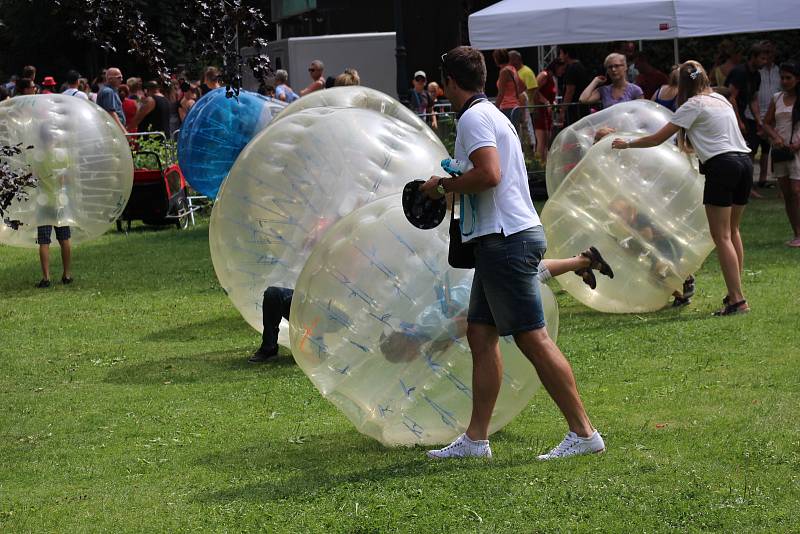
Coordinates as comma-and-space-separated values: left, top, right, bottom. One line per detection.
41, 76, 57, 94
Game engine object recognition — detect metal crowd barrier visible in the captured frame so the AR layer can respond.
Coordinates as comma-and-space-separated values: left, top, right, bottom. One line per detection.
433, 102, 452, 113
416, 111, 458, 148
505, 102, 593, 163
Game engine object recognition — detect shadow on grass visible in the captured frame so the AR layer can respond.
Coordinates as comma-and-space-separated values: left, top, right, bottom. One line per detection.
104, 347, 297, 385
193, 429, 537, 504
558, 304, 716, 332
141, 315, 254, 342
0, 222, 213, 297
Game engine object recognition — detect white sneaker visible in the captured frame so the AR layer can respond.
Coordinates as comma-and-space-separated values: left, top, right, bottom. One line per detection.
537, 430, 605, 461
426, 433, 492, 459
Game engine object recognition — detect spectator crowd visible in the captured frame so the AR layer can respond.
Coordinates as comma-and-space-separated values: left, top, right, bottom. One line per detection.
406, 39, 795, 181
2, 38, 798, 247
0, 61, 363, 139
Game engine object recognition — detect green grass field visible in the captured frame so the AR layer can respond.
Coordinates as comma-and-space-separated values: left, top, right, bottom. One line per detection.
1, 192, 798, 532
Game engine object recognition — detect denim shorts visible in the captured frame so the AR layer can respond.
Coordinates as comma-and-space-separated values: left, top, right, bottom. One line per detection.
467, 226, 547, 336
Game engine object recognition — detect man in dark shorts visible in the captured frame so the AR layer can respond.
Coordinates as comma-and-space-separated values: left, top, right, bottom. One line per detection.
421, 46, 604, 461
35, 225, 72, 288
725, 43, 769, 156
558, 45, 592, 126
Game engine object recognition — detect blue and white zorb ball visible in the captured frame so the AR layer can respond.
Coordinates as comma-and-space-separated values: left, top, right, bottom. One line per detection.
177, 88, 286, 198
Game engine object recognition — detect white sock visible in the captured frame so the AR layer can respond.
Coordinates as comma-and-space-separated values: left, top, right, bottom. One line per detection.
537, 265, 552, 282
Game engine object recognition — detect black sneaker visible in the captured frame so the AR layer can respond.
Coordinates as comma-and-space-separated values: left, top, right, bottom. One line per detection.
681, 275, 695, 299
36, 279, 51, 288
61, 276, 73, 285
672, 295, 691, 307
248, 348, 279, 363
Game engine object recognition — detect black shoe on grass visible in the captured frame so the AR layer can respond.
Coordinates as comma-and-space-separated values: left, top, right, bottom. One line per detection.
248, 348, 279, 363
681, 275, 695, 299
672, 295, 691, 308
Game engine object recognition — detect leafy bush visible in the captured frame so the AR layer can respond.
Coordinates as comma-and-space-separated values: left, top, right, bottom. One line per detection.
131, 136, 177, 170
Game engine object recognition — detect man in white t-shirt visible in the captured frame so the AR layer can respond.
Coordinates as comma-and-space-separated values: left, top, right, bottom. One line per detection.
61, 70, 88, 100
755, 40, 781, 187
419, 46, 604, 461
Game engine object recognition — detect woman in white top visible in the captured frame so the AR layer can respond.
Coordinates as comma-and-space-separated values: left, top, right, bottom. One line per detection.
612, 61, 753, 316
762, 62, 800, 247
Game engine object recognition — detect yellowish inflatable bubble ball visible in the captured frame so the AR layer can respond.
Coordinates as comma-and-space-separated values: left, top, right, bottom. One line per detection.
289, 194, 558, 446
546, 100, 673, 196
0, 95, 133, 247
209, 104, 449, 342
273, 86, 441, 146
542, 135, 714, 313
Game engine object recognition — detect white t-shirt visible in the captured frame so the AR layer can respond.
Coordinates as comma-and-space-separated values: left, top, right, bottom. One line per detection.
455, 100, 540, 242
757, 65, 781, 121
62, 87, 88, 100
670, 92, 750, 163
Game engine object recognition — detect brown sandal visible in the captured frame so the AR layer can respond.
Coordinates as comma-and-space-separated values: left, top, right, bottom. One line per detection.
713, 299, 749, 316
580, 246, 614, 278
574, 268, 597, 289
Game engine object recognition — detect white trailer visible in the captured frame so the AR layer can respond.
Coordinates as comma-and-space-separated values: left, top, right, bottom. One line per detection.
256, 32, 398, 98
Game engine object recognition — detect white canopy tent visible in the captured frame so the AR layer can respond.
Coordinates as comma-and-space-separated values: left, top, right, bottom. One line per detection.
469, 0, 800, 62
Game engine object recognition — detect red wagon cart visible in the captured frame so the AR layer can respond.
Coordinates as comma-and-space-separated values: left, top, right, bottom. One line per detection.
119, 132, 198, 232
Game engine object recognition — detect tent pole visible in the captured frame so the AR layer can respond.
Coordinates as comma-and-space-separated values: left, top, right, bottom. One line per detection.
673, 38, 679, 65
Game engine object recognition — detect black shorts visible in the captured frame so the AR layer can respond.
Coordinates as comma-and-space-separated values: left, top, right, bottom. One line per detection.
743, 119, 769, 154
701, 152, 753, 207
36, 225, 71, 245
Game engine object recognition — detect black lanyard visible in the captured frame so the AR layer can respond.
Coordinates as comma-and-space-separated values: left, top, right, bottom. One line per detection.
457, 93, 487, 119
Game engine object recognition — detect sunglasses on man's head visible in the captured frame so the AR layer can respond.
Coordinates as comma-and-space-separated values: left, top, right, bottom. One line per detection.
440, 52, 449, 80
414, 76, 425, 81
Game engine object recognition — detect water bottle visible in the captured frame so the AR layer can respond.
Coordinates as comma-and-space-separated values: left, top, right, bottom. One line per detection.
440, 158, 470, 177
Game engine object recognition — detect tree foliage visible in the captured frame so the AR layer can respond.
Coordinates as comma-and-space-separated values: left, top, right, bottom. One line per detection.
0, 144, 36, 229
0, 0, 272, 95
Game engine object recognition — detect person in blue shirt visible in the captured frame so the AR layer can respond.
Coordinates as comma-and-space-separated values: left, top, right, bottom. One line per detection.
274, 70, 299, 103
95, 67, 126, 131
